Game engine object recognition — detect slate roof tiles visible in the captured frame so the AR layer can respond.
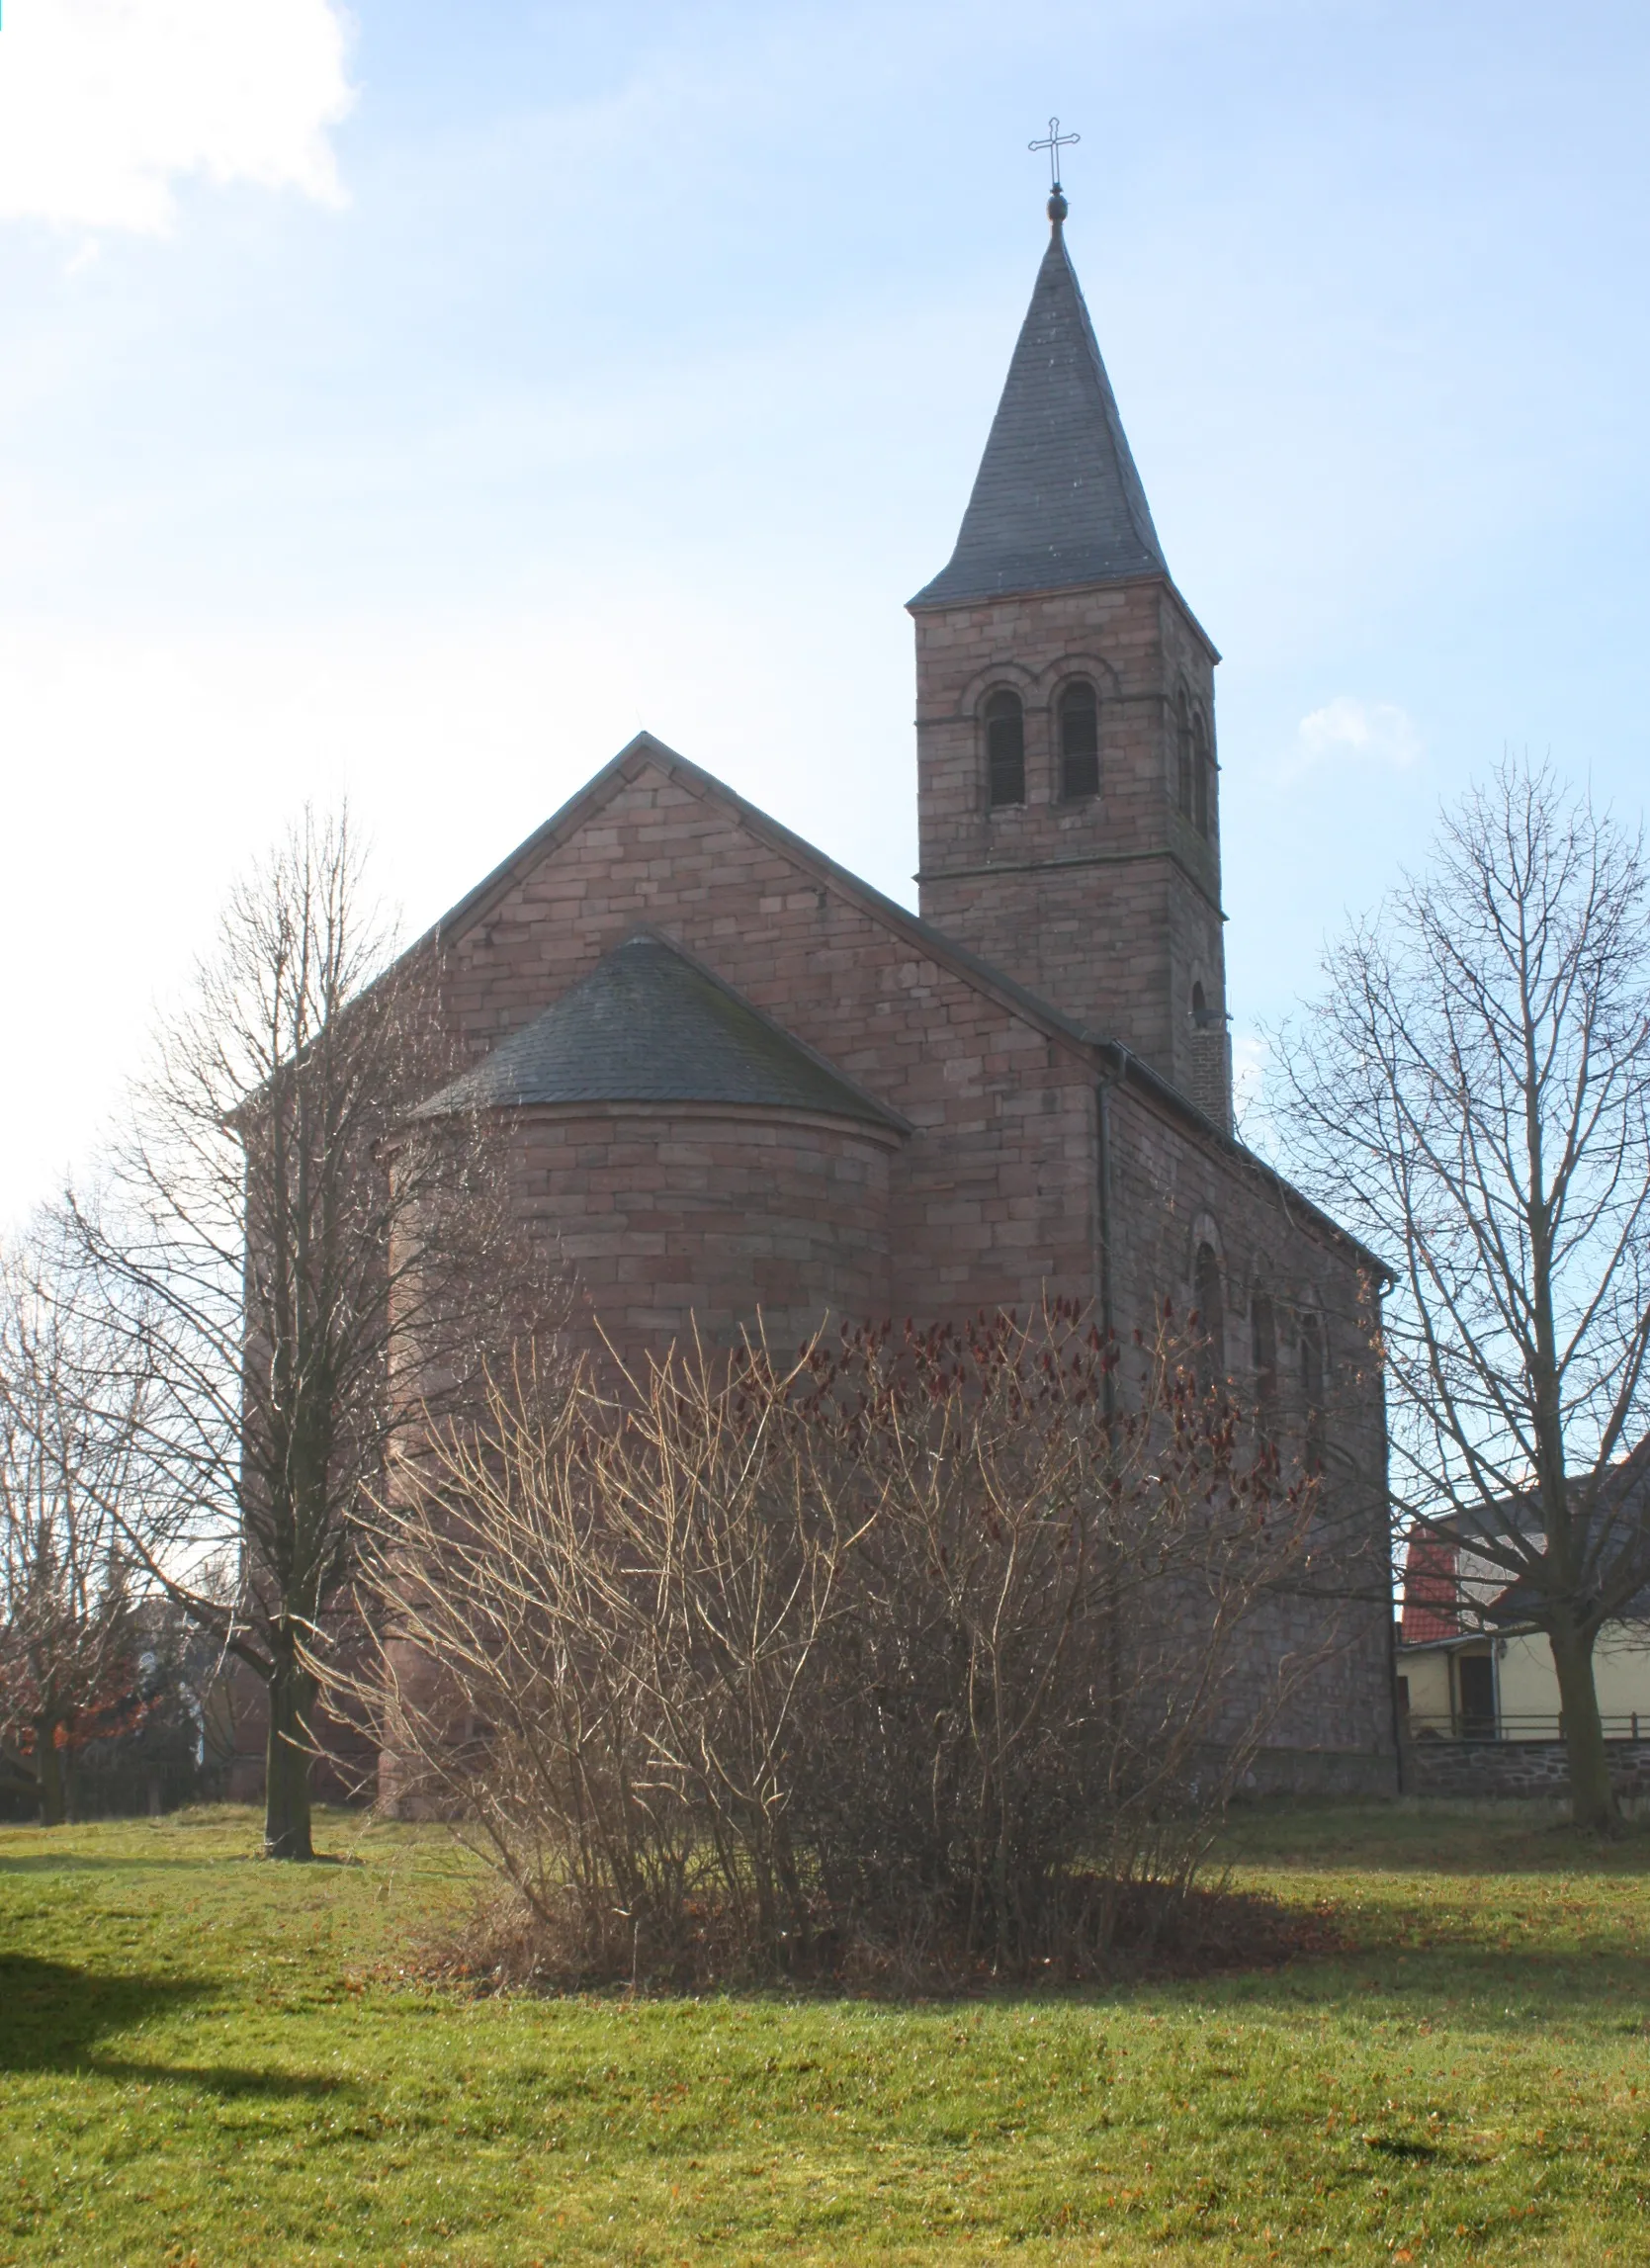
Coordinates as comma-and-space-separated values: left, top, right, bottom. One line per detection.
910, 214, 1168, 610
417, 931, 905, 1131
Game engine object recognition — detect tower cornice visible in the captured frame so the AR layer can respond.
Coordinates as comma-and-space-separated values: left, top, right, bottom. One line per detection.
908, 567, 1221, 666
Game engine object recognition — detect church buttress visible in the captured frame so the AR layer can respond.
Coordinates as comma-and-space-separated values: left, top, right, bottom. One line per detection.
909, 189, 1233, 1129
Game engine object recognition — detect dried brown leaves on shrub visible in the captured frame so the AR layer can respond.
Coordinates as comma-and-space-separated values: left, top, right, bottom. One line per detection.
338, 1302, 1333, 1987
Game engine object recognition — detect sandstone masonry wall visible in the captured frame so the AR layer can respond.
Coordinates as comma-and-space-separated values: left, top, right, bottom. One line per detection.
436, 758, 1101, 1332
508, 1101, 896, 1354
1099, 1074, 1395, 1770
912, 576, 1228, 1120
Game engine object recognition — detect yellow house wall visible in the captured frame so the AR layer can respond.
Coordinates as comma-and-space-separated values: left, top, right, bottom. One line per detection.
1495, 1633, 1558, 1722
1402, 1650, 1452, 1720
1495, 1627, 1650, 1728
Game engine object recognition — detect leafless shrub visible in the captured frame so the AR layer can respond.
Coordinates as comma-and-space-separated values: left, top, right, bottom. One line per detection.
342, 1301, 1329, 1986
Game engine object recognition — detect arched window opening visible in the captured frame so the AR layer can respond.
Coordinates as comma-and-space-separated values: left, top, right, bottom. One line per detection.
1058, 681, 1099, 801
985, 689, 1025, 809
1190, 982, 1223, 1032
1175, 693, 1194, 819
1300, 1310, 1326, 1473
1193, 711, 1212, 837
1251, 1292, 1277, 1412
1194, 1240, 1224, 1389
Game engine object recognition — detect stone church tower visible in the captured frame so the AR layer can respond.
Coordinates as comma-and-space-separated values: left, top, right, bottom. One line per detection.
910, 189, 1232, 1127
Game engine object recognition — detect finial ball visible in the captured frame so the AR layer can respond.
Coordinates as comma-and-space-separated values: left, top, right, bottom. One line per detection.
1047, 188, 1069, 224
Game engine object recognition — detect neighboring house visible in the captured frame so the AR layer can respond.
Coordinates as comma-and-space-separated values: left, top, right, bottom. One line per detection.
1398, 1495, 1650, 1743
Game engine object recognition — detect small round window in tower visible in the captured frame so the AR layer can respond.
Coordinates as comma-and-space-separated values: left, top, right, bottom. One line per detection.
985, 689, 1025, 809
1058, 681, 1099, 801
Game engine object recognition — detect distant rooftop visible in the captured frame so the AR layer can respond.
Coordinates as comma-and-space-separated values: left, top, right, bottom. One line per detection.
417, 932, 905, 1128
910, 203, 1168, 610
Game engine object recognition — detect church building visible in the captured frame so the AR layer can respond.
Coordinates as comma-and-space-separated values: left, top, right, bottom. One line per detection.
398, 188, 1400, 1791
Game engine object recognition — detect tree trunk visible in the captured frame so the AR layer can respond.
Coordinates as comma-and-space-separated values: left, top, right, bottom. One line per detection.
37, 1729, 65, 1827
264, 1637, 316, 1860
1548, 1617, 1619, 1832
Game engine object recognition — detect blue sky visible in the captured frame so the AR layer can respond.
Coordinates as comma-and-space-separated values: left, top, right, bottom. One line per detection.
2, 0, 1647, 1216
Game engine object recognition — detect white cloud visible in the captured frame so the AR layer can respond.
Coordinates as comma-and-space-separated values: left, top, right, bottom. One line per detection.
0, 0, 354, 234
1288, 695, 1424, 778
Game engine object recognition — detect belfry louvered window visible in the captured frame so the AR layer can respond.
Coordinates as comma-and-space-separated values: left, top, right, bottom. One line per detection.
1059, 681, 1099, 801
985, 689, 1025, 808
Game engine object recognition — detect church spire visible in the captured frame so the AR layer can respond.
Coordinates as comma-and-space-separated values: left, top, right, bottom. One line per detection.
910, 195, 1167, 609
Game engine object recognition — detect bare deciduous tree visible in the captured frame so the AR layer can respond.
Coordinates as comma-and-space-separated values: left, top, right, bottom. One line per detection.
1273, 759, 1650, 1828
345, 1303, 1332, 1984
0, 1221, 152, 1824
72, 809, 550, 1861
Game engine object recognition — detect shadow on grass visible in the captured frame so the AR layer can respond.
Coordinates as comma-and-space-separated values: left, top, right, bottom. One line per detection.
1168, 1944, 1650, 2025
0, 1957, 353, 2099
1218, 1797, 1650, 1876
0, 1850, 363, 1875
0, 1854, 225, 1875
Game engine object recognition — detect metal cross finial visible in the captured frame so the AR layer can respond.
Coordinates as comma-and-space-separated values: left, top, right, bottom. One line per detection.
1028, 116, 1080, 194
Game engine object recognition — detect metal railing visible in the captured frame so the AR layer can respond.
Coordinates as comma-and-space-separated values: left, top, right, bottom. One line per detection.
1403, 1710, 1647, 1743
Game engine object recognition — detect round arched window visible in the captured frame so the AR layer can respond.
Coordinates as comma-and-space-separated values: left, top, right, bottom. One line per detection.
1194, 1240, 1224, 1387
1193, 710, 1213, 837
984, 689, 1025, 809
1058, 681, 1099, 801
1251, 1291, 1277, 1411
1301, 1310, 1326, 1472
1175, 693, 1194, 819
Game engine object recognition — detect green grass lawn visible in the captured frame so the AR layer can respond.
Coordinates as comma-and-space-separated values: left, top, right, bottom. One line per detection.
3, 1802, 1649, 2264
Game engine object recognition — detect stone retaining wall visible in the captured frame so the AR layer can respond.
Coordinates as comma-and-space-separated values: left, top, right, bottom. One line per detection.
1403, 1735, 1650, 1799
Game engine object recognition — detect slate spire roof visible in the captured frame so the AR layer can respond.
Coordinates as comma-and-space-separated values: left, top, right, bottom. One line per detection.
416, 931, 905, 1130
910, 205, 1167, 609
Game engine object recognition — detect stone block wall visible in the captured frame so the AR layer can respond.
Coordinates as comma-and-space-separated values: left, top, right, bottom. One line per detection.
506, 1100, 898, 1354
1404, 1736, 1650, 1800
429, 753, 1103, 1340
912, 575, 1228, 1120
1098, 1074, 1395, 1767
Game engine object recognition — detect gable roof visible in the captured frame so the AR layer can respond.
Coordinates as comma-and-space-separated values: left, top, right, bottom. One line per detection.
909, 215, 1167, 610
403, 731, 1390, 1282
417, 930, 907, 1131
417, 732, 1103, 1064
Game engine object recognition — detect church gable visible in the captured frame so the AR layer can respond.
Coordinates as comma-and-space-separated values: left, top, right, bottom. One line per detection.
420, 735, 1103, 1319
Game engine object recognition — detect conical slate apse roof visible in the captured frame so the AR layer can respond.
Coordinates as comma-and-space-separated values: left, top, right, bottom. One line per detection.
911, 215, 1167, 608
417, 933, 903, 1128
